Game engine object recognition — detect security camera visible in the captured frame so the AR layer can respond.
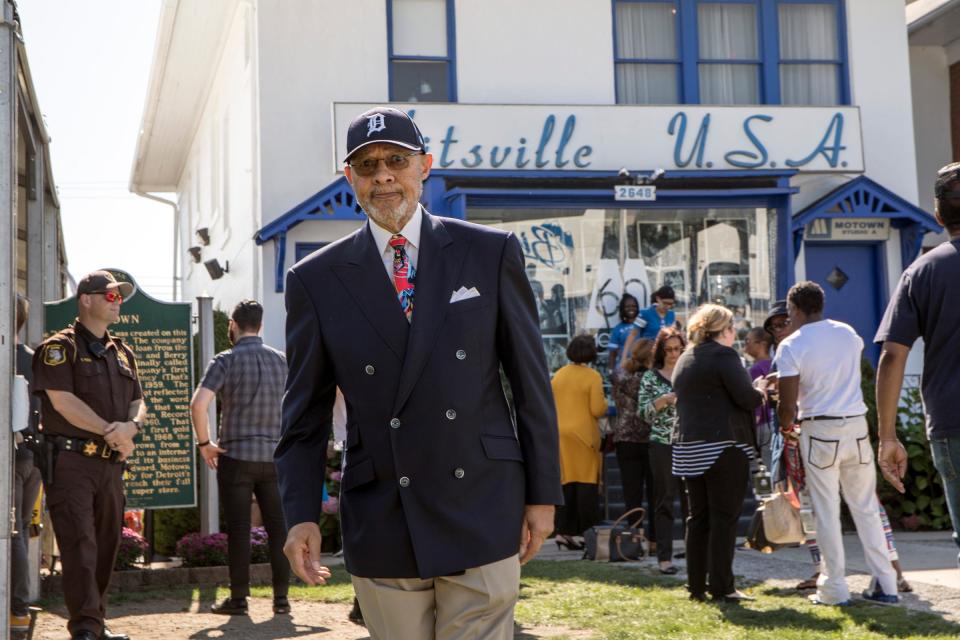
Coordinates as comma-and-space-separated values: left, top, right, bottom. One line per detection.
649, 168, 666, 182
618, 167, 631, 179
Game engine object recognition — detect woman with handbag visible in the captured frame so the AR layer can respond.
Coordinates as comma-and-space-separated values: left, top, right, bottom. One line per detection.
552, 334, 608, 550
612, 337, 657, 554
638, 327, 687, 575
672, 305, 765, 602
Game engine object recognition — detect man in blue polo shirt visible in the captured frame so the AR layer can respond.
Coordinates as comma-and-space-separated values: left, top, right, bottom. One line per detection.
875, 162, 960, 566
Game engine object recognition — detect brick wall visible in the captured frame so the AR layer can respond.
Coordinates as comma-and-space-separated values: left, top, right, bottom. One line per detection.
950, 62, 960, 161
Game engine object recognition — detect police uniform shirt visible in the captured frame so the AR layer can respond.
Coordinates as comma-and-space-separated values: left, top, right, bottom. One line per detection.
32, 321, 142, 440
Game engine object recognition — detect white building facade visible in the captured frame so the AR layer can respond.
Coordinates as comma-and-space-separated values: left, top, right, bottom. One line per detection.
131, 0, 937, 375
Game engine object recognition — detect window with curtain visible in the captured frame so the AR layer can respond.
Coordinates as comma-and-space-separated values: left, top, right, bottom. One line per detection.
611, 0, 846, 105
698, 3, 760, 104
778, 3, 839, 105
389, 0, 455, 102
614, 2, 680, 104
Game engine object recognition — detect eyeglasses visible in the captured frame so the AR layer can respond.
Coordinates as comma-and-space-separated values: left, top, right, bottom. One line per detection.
347, 152, 421, 177
659, 300, 676, 308
88, 290, 123, 303
769, 319, 790, 330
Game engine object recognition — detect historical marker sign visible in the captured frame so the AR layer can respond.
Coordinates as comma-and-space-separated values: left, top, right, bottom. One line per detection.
43, 269, 196, 509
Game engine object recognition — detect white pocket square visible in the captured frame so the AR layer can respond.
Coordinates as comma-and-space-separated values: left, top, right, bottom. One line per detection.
450, 286, 481, 303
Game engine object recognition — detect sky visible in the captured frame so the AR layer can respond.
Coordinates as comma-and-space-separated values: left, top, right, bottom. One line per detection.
18, 0, 174, 300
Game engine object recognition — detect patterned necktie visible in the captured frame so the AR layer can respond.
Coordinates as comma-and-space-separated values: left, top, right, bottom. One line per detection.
389, 234, 415, 321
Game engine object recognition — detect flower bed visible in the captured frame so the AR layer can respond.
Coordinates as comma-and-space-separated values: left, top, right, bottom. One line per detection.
115, 527, 149, 570
176, 526, 272, 567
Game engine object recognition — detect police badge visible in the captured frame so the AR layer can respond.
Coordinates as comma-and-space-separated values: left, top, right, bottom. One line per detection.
43, 344, 66, 366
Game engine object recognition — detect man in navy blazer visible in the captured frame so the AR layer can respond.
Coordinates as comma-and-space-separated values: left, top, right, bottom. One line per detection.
277, 106, 562, 639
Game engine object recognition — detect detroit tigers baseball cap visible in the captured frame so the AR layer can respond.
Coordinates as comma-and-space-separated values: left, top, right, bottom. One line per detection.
344, 106, 426, 162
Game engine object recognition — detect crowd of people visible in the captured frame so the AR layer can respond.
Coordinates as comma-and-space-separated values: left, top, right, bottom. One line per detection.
551, 262, 960, 607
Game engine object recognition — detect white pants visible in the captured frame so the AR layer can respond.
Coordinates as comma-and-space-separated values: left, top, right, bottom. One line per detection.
800, 416, 897, 603
351, 555, 521, 640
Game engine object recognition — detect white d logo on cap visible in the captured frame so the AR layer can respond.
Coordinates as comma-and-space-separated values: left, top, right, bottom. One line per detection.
367, 114, 386, 137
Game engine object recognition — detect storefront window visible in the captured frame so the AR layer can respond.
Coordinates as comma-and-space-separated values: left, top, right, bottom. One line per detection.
469, 207, 777, 378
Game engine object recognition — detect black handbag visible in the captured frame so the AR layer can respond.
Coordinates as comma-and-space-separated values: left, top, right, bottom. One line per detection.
583, 507, 647, 562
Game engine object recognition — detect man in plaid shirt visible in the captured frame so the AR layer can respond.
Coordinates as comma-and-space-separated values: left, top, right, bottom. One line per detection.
190, 300, 291, 616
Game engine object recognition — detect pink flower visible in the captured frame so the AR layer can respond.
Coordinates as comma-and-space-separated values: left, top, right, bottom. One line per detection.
901, 514, 920, 531
322, 496, 339, 515
329, 471, 342, 482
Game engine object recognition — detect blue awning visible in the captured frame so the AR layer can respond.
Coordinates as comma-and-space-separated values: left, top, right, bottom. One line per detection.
255, 176, 364, 245
255, 176, 368, 292
792, 175, 942, 269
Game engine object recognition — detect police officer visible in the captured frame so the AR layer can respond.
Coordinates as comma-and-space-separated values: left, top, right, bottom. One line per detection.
32, 270, 145, 640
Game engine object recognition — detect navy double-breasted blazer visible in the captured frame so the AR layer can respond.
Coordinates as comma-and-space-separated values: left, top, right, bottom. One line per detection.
276, 210, 562, 579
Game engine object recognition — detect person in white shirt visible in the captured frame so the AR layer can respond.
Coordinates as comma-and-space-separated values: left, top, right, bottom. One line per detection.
775, 281, 898, 606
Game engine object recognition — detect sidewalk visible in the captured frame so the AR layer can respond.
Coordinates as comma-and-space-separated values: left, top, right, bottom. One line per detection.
767, 531, 959, 591
540, 531, 960, 621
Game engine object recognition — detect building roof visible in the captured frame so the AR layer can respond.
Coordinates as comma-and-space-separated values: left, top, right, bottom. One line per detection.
129, 0, 237, 193
907, 0, 960, 43
17, 40, 60, 209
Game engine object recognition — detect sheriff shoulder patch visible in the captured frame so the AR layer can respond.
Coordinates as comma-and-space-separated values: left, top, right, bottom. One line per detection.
43, 344, 66, 366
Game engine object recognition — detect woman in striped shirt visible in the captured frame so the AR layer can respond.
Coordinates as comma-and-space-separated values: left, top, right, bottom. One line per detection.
672, 304, 765, 603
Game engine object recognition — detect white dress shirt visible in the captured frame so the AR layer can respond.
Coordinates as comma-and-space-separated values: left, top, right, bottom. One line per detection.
367, 204, 422, 284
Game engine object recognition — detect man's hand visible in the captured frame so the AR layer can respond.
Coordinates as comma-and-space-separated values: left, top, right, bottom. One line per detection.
518, 504, 555, 565
104, 421, 137, 449
283, 522, 332, 586
878, 439, 908, 494
876, 342, 910, 494
199, 442, 227, 470
115, 440, 135, 461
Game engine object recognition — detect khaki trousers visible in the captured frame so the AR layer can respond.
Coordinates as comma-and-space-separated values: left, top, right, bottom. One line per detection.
352, 554, 521, 640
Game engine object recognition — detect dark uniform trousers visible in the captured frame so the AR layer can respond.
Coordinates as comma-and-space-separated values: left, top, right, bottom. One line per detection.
46, 451, 125, 636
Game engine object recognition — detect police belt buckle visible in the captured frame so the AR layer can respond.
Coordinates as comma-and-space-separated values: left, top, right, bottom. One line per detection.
81, 439, 107, 458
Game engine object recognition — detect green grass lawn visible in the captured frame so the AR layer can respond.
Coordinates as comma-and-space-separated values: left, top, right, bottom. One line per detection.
89, 560, 960, 639
513, 561, 960, 639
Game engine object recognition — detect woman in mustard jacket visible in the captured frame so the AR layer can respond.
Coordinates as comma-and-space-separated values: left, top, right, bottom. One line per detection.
551, 334, 607, 549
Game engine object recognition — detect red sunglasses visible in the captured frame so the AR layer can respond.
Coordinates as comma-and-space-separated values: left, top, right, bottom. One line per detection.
88, 290, 123, 303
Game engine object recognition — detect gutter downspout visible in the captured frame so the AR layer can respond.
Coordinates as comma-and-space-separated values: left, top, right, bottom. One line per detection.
134, 190, 180, 300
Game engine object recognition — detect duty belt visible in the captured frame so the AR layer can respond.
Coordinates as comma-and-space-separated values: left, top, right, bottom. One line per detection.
53, 435, 122, 462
